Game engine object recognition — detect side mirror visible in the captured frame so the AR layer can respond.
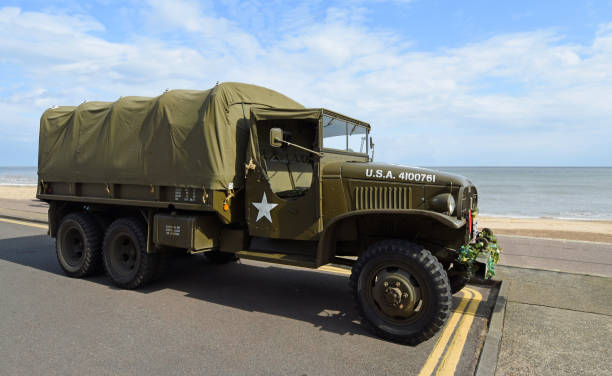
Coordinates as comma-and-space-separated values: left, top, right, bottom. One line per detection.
270, 128, 283, 148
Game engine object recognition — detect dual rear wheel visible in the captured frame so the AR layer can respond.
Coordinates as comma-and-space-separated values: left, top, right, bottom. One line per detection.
56, 213, 164, 289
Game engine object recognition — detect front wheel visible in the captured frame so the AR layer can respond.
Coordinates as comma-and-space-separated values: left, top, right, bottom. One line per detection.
350, 240, 452, 345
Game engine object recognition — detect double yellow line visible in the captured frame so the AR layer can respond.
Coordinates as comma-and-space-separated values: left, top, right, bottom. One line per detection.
320, 264, 483, 375
419, 287, 482, 376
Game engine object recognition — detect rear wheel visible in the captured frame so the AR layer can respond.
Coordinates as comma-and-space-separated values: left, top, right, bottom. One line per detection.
102, 218, 159, 289
350, 240, 452, 345
56, 212, 102, 277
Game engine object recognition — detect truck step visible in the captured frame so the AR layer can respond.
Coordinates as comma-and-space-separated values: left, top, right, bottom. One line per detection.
235, 250, 316, 269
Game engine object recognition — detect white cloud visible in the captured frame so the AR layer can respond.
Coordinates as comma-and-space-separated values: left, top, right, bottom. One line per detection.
0, 4, 611, 165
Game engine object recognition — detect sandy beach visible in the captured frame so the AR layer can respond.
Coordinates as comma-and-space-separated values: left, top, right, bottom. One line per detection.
1, 185, 611, 243
0, 185, 37, 200
478, 216, 612, 243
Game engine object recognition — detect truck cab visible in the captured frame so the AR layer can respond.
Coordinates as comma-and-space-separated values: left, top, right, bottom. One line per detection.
244, 108, 477, 264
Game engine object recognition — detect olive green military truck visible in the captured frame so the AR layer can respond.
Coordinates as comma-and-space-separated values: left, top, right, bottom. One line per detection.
37, 82, 499, 345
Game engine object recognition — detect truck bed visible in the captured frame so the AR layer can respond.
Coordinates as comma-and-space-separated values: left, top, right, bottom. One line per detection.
37, 182, 233, 218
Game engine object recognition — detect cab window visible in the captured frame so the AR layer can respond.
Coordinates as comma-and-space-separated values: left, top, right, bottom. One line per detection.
323, 114, 368, 154
257, 119, 316, 199
347, 123, 367, 153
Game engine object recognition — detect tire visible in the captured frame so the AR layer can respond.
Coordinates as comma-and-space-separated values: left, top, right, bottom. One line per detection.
206, 250, 239, 264
350, 240, 452, 345
448, 263, 469, 295
102, 218, 159, 289
56, 212, 102, 277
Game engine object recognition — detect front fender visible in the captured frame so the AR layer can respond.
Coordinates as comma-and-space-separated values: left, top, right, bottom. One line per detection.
315, 209, 466, 267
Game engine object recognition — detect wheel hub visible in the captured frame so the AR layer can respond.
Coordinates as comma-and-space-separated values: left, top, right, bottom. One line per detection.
63, 227, 85, 266
384, 286, 403, 306
111, 235, 137, 274
372, 269, 420, 319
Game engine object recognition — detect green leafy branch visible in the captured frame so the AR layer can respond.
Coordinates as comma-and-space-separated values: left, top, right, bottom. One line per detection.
457, 228, 502, 279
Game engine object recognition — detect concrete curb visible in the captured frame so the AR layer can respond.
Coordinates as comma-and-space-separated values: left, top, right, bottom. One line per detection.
475, 280, 508, 376
0, 214, 48, 225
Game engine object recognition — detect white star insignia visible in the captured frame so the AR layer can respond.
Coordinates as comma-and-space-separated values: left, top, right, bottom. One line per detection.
252, 192, 278, 223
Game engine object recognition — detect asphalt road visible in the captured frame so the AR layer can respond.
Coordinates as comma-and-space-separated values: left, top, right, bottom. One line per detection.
0, 219, 497, 376
497, 234, 612, 277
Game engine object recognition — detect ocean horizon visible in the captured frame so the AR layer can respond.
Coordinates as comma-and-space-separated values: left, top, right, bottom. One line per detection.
2, 166, 611, 220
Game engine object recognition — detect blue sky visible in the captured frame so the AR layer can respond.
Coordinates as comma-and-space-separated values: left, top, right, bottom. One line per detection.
1, 0, 611, 166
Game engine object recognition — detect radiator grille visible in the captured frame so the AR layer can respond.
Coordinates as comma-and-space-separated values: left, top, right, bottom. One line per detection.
354, 186, 410, 210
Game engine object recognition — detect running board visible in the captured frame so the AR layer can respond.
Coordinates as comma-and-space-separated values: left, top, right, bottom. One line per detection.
235, 250, 317, 269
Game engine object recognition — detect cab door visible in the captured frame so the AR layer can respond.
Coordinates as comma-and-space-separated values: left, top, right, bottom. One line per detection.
245, 118, 321, 240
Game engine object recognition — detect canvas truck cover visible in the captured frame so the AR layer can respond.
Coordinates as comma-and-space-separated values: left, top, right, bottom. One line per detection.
38, 82, 303, 190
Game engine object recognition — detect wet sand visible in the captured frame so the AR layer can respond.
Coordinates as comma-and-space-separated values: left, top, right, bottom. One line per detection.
1, 185, 611, 243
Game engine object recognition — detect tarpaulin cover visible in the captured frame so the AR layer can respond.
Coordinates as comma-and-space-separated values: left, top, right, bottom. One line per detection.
38, 82, 303, 190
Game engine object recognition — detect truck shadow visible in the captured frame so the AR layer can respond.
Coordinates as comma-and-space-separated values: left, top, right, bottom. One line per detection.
0, 234, 490, 342
148, 255, 368, 337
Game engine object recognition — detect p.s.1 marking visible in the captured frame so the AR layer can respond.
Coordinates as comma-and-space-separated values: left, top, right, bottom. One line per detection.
365, 168, 437, 183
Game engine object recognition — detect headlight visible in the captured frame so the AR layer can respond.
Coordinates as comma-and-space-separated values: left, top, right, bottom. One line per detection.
448, 194, 456, 215
431, 193, 456, 215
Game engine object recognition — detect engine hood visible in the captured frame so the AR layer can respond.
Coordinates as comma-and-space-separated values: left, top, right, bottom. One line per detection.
322, 162, 472, 187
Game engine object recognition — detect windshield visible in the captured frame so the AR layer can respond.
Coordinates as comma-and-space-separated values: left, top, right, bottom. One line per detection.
322, 114, 368, 154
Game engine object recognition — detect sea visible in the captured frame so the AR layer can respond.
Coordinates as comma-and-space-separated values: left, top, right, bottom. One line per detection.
2, 166, 611, 220
439, 167, 612, 220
